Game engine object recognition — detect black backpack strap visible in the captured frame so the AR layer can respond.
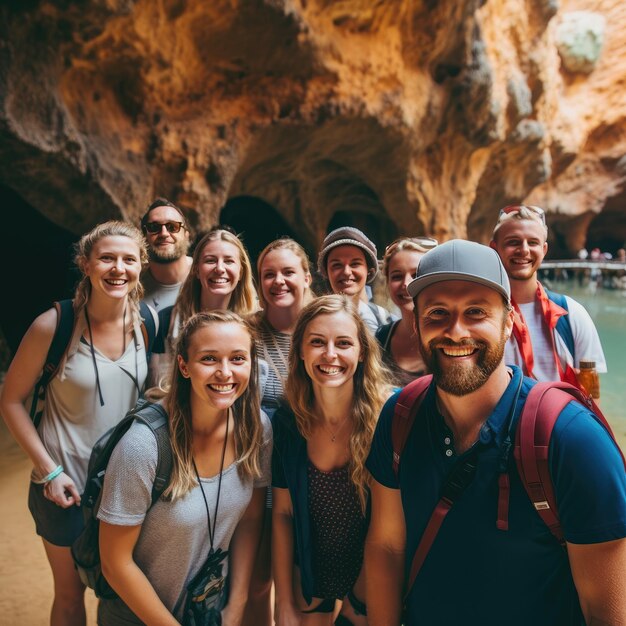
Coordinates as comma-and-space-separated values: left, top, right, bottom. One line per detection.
132, 403, 172, 504
30, 299, 76, 426
404, 450, 479, 600
139, 301, 158, 362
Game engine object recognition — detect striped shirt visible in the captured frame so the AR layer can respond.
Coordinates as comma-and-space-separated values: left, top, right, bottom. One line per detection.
257, 320, 291, 411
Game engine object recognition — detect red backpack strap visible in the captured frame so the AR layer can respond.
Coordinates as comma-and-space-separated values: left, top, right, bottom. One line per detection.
391, 375, 433, 477
514, 381, 626, 544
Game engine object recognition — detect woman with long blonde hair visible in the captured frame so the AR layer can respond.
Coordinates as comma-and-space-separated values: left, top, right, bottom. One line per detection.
98, 310, 272, 625
149, 227, 257, 384
272, 295, 391, 625
0, 221, 153, 625
377, 236, 438, 386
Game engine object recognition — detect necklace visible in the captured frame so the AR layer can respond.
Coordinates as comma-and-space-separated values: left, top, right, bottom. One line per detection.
322, 415, 350, 443
192, 408, 230, 556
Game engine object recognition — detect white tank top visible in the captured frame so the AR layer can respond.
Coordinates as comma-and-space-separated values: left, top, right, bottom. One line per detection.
38, 327, 148, 491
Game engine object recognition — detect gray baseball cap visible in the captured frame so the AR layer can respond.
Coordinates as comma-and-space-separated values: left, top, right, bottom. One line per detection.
407, 239, 510, 302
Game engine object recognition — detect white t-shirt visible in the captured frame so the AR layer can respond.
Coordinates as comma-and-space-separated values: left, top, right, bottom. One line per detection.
40, 316, 148, 491
504, 293, 607, 379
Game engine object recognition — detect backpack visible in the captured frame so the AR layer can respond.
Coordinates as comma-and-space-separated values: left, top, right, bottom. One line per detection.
29, 299, 158, 428
70, 400, 172, 599
391, 376, 626, 597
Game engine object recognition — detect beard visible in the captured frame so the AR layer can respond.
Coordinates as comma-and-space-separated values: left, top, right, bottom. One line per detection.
419, 326, 508, 397
148, 237, 190, 264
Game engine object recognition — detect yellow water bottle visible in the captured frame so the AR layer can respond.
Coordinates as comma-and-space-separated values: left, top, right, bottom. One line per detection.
577, 360, 600, 401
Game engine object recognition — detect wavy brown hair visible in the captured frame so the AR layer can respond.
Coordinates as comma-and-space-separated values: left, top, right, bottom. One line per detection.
174, 229, 257, 325
285, 295, 391, 511
163, 310, 264, 500
74, 220, 148, 323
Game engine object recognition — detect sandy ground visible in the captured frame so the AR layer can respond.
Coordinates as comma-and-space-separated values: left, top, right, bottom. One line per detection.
1, 404, 624, 625
0, 416, 98, 625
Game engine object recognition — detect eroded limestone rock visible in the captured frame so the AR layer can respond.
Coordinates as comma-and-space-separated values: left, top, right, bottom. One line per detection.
0, 0, 624, 257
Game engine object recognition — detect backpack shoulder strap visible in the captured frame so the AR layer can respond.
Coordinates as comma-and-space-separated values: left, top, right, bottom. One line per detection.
544, 289, 575, 358
133, 403, 172, 504
139, 301, 158, 362
514, 381, 625, 544
392, 375, 433, 477
367, 301, 386, 326
30, 300, 76, 425
40, 299, 76, 387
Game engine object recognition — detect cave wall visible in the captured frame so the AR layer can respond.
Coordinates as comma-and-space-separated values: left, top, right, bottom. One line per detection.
0, 0, 625, 256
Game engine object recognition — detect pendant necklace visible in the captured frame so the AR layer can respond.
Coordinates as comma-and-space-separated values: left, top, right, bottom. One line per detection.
323, 415, 350, 443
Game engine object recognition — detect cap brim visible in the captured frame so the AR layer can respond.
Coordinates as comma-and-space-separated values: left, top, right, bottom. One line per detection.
407, 272, 510, 301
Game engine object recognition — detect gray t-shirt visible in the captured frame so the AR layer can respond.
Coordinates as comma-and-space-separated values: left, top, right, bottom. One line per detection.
142, 269, 183, 313
98, 410, 272, 621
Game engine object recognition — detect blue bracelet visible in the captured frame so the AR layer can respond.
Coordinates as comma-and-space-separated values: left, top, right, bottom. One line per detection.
34, 465, 64, 485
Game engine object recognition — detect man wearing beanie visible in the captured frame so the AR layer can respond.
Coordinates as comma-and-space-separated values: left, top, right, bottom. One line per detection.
364, 240, 626, 626
318, 226, 393, 333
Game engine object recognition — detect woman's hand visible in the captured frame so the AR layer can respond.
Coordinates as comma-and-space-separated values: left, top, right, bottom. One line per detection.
44, 472, 81, 508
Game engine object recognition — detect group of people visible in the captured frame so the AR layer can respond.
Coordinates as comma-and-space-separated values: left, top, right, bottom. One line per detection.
0, 198, 624, 626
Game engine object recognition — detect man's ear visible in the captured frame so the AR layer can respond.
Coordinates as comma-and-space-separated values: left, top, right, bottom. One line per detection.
489, 239, 497, 251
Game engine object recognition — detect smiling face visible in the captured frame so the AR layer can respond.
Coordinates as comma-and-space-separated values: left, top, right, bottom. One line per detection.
387, 249, 425, 313
196, 239, 242, 299
300, 311, 361, 391
326, 245, 369, 297
416, 280, 512, 396
82, 235, 142, 301
260, 248, 311, 312
490, 218, 547, 282
178, 321, 252, 413
144, 205, 190, 263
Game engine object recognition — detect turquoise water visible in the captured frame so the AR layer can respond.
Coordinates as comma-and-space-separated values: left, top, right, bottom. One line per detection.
543, 280, 626, 440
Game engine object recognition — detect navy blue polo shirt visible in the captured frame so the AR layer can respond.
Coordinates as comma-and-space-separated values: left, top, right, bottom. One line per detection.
366, 366, 626, 626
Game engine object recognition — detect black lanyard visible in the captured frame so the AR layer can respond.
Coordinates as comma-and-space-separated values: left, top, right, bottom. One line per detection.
192, 409, 230, 555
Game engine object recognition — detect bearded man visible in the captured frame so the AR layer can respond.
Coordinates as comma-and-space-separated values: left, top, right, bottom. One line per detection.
140, 197, 192, 311
364, 239, 626, 626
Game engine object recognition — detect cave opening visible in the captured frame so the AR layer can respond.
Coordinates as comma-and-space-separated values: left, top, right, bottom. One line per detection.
220, 195, 298, 266
586, 191, 626, 255
0, 185, 78, 356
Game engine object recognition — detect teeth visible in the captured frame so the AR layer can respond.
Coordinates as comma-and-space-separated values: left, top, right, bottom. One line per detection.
318, 365, 343, 375
441, 347, 475, 357
209, 383, 235, 392
210, 278, 229, 283
106, 279, 126, 285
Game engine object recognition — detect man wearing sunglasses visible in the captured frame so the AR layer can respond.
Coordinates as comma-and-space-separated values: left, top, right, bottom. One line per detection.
140, 197, 193, 312
490, 205, 606, 391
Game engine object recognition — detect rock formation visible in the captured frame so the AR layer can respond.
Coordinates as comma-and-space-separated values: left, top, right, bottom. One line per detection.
1, 0, 625, 260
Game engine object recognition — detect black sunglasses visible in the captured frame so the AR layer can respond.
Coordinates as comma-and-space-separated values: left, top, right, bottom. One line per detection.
144, 221, 185, 234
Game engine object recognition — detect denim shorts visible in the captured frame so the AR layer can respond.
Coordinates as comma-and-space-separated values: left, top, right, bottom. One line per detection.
28, 481, 84, 547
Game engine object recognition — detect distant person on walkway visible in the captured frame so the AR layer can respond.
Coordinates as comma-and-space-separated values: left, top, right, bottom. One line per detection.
490, 205, 606, 390
0, 221, 153, 625
141, 197, 192, 312
318, 226, 392, 333
376, 237, 438, 386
